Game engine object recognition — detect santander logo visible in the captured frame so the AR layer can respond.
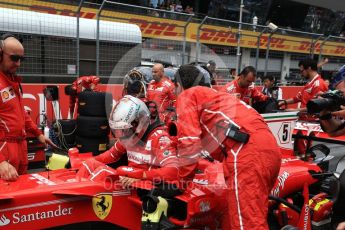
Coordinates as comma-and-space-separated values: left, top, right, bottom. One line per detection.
0, 214, 10, 226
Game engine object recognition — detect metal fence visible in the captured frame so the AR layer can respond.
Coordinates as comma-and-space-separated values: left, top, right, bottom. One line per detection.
0, 4, 79, 83
0, 0, 344, 85
95, 0, 193, 82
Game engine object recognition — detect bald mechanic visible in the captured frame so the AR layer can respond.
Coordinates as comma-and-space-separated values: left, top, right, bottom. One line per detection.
147, 63, 176, 122
174, 65, 281, 229
0, 34, 55, 181
220, 66, 268, 105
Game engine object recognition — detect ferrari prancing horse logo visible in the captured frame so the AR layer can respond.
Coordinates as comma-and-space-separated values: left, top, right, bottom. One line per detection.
92, 195, 112, 220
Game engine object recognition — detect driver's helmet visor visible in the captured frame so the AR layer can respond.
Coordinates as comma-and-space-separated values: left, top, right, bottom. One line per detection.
109, 111, 150, 141
112, 128, 135, 139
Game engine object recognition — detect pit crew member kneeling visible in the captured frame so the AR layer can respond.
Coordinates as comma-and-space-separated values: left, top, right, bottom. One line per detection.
77, 95, 182, 187
174, 65, 281, 229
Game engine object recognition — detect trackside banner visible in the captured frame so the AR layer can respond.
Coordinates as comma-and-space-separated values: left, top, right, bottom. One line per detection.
22, 84, 301, 125
0, 0, 344, 56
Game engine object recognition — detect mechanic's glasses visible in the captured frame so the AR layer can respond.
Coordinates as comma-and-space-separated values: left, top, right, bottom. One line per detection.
9, 54, 25, 62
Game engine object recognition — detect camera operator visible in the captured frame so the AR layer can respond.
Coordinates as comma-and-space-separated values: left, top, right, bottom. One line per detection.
311, 66, 345, 136
318, 105, 345, 137
307, 89, 345, 136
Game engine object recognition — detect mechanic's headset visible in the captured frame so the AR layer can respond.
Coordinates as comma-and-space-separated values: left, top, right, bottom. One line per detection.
0, 33, 17, 62
124, 69, 147, 96
128, 69, 144, 82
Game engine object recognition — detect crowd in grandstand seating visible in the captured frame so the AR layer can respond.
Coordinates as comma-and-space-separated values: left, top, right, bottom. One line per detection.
147, 0, 194, 14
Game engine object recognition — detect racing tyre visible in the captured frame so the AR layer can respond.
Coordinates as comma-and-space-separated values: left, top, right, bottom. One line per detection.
78, 91, 113, 117
75, 135, 109, 155
76, 116, 110, 138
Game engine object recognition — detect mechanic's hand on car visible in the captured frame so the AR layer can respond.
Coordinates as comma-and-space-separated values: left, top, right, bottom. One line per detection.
37, 134, 57, 149
331, 105, 345, 118
119, 176, 141, 188
0, 161, 18, 181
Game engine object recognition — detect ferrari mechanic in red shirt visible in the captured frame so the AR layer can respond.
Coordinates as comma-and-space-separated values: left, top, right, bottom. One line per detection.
77, 95, 181, 186
278, 58, 328, 111
147, 63, 176, 122
0, 34, 55, 181
174, 65, 281, 229
69, 75, 100, 118
220, 66, 268, 105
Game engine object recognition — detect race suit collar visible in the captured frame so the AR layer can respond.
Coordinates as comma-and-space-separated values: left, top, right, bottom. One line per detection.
0, 71, 22, 83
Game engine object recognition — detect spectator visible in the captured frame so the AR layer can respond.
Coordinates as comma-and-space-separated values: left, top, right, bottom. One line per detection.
175, 1, 183, 12
169, 3, 175, 12
262, 75, 283, 100
185, 5, 194, 14
150, 0, 159, 8
206, 60, 217, 85
229, 68, 237, 80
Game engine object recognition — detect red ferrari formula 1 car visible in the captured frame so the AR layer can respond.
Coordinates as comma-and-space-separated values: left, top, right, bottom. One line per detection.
0, 154, 227, 230
0, 112, 344, 230
265, 112, 345, 230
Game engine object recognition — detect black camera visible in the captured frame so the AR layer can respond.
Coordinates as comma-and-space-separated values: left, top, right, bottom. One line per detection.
307, 90, 345, 113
